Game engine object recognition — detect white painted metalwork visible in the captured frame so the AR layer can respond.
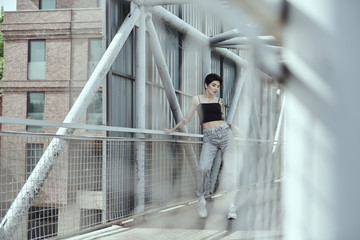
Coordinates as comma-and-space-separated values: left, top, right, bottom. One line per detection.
0, 7, 141, 239
209, 29, 241, 45
146, 17, 186, 131
272, 94, 285, 155
149, 6, 210, 46
0, 117, 203, 138
149, 6, 250, 69
146, 16, 199, 175
0, 120, 282, 239
211, 36, 277, 47
283, 1, 360, 239
226, 68, 248, 123
0, 1, 286, 239
134, 5, 147, 214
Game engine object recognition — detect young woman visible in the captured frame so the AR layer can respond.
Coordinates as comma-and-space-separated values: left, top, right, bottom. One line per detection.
165, 73, 237, 219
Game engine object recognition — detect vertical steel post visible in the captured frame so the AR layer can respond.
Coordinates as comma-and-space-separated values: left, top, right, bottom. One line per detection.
101, 0, 108, 223
272, 94, 285, 154
0, 8, 141, 239
134, 5, 146, 214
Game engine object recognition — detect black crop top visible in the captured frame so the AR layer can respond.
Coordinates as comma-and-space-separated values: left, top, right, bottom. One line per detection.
196, 97, 223, 124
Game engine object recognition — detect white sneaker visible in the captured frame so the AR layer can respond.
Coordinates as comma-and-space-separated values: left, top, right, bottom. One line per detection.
227, 203, 237, 220
197, 197, 207, 218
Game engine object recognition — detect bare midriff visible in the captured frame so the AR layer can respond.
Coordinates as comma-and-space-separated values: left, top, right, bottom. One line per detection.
202, 120, 225, 129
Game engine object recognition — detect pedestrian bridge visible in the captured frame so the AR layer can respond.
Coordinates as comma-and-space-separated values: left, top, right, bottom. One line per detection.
64, 188, 282, 240
0, 118, 283, 240
1, 0, 359, 238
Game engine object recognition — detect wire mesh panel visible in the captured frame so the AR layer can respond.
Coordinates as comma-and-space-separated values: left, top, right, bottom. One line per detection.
106, 139, 135, 220
235, 139, 283, 231
0, 126, 284, 240
0, 134, 67, 239
0, 130, 207, 239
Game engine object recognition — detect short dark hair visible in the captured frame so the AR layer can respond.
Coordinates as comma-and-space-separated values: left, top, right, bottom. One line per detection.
204, 73, 223, 89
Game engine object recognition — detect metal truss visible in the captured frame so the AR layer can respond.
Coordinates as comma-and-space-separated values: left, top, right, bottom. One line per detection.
0, 1, 286, 238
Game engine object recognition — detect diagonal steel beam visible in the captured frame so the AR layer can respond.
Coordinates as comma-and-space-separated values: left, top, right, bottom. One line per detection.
149, 6, 253, 71
226, 68, 248, 123
209, 29, 241, 45
146, 16, 199, 178
0, 7, 141, 239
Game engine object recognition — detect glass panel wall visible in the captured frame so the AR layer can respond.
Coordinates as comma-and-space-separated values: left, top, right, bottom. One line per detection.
106, 0, 133, 131
105, 0, 134, 221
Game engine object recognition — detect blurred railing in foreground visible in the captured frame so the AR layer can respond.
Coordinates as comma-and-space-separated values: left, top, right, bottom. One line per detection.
0, 118, 283, 239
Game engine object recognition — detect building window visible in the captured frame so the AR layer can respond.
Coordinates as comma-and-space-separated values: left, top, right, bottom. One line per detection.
26, 143, 44, 178
97, 0, 103, 8
28, 40, 45, 80
88, 39, 102, 78
27, 92, 45, 131
28, 206, 58, 239
40, 0, 56, 10
80, 209, 102, 229
87, 39, 103, 126
87, 91, 102, 125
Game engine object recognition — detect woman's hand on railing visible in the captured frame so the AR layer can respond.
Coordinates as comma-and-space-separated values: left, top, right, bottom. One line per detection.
163, 128, 174, 134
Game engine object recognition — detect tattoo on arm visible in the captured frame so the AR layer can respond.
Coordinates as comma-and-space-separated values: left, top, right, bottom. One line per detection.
181, 119, 187, 126
220, 98, 225, 120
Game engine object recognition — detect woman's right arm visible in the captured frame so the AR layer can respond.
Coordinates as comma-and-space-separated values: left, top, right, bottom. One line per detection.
164, 96, 199, 134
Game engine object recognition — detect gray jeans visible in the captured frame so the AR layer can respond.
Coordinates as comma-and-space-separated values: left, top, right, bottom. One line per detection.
197, 122, 235, 199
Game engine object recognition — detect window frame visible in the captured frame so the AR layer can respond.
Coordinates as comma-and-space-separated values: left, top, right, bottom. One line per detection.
86, 91, 103, 126
28, 206, 58, 239
26, 92, 45, 131
28, 40, 46, 80
25, 143, 44, 178
39, 0, 57, 10
88, 38, 103, 78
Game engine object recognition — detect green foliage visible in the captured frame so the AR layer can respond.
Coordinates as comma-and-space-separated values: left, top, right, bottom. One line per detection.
0, 6, 3, 81
0, 6, 2, 25
0, 6, 3, 23
0, 30, 3, 58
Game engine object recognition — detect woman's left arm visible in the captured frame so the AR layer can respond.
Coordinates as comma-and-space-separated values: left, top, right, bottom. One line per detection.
164, 96, 198, 134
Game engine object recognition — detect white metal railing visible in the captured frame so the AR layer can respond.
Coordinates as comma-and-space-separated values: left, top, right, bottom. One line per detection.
0, 118, 283, 240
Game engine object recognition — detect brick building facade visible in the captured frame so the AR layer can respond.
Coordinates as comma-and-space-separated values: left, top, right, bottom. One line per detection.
1, 1, 102, 131
0, 1, 103, 239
